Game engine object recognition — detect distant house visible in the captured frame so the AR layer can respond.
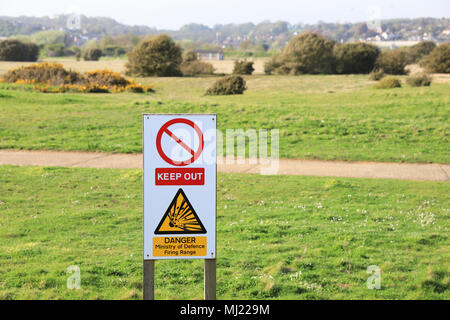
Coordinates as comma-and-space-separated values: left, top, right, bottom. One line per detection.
196, 50, 224, 61
441, 29, 450, 36
367, 40, 420, 49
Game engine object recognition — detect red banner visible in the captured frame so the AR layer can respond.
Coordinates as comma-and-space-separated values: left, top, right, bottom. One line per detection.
155, 168, 205, 186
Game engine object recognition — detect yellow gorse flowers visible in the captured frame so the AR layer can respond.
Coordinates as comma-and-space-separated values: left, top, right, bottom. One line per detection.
1, 63, 153, 94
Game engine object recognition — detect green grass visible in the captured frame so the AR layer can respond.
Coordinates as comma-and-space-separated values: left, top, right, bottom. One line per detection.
0, 165, 448, 300
0, 75, 449, 163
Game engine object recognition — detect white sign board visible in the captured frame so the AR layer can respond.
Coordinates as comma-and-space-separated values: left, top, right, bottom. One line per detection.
143, 114, 216, 260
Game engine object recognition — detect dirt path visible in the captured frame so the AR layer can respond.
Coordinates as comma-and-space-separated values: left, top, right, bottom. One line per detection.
0, 150, 448, 181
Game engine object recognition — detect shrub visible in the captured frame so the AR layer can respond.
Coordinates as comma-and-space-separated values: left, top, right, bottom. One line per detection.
103, 45, 127, 57
375, 49, 410, 75
205, 75, 247, 95
180, 61, 214, 76
112, 83, 154, 93
408, 41, 436, 64
1, 63, 153, 94
2, 62, 82, 86
264, 55, 285, 75
420, 43, 450, 73
406, 73, 432, 87
369, 69, 385, 81
179, 50, 214, 76
232, 60, 255, 75
83, 48, 103, 61
45, 43, 66, 57
45, 45, 80, 58
374, 77, 402, 89
183, 50, 199, 63
64, 46, 81, 57
0, 39, 39, 61
334, 42, 380, 74
280, 32, 336, 75
83, 69, 130, 87
124, 83, 144, 93
126, 34, 182, 77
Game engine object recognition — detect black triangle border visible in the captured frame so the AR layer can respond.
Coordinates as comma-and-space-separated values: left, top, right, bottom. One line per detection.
154, 188, 207, 234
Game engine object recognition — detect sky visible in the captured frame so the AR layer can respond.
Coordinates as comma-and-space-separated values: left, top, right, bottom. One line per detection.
0, 0, 449, 30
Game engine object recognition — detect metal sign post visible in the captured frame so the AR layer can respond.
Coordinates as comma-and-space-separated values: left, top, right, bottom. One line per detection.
143, 114, 217, 300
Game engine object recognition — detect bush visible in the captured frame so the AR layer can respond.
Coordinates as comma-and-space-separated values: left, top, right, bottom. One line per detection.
2, 62, 82, 86
282, 32, 336, 74
265, 32, 336, 75
45, 43, 65, 57
375, 49, 410, 75
83, 69, 130, 87
46, 44, 81, 58
180, 61, 214, 76
126, 34, 182, 77
179, 50, 214, 76
334, 42, 380, 74
408, 41, 436, 64
406, 73, 432, 87
1, 63, 154, 94
369, 69, 385, 81
233, 60, 255, 75
83, 48, 103, 61
374, 77, 402, 89
0, 39, 39, 61
64, 46, 81, 57
264, 55, 285, 75
183, 50, 198, 63
205, 75, 247, 95
114, 83, 154, 94
103, 45, 127, 57
420, 43, 450, 73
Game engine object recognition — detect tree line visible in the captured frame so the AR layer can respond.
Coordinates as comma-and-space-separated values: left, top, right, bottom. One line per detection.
1, 15, 449, 47
264, 32, 449, 75
1, 32, 449, 75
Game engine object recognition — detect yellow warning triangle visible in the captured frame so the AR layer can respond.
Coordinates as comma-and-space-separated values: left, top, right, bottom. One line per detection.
155, 188, 206, 234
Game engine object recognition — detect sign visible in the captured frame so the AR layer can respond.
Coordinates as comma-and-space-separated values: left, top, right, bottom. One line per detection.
143, 114, 216, 260
154, 188, 206, 234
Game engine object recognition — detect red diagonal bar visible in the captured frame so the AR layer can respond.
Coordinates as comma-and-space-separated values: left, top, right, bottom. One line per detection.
164, 128, 195, 156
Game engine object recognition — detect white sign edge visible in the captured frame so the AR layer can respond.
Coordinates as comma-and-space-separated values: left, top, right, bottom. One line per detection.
142, 113, 217, 260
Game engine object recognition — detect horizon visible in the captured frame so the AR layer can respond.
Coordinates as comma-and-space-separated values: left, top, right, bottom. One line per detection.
1, 13, 449, 31
0, 0, 449, 30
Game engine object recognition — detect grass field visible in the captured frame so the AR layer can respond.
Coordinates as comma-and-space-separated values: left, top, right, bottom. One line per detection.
0, 61, 449, 300
0, 165, 448, 300
1, 73, 449, 163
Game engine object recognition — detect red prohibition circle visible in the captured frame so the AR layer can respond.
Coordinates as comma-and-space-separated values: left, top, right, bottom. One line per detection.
156, 118, 204, 166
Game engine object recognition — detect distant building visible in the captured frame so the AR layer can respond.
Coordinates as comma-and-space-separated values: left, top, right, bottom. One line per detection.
196, 50, 224, 61
367, 40, 420, 49
441, 29, 450, 36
